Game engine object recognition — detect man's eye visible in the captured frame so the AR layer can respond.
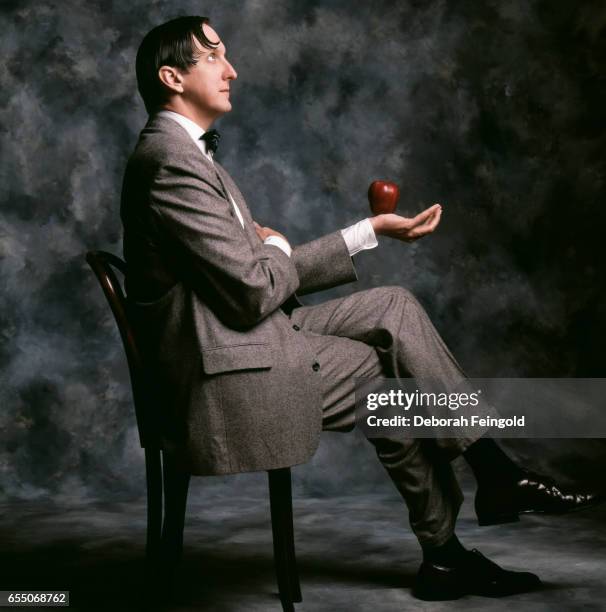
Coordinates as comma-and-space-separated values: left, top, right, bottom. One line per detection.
207, 53, 216, 62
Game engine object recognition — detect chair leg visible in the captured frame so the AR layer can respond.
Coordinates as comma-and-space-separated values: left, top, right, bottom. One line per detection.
268, 468, 302, 610
145, 448, 163, 568
282, 475, 301, 604
161, 452, 191, 569
143, 448, 164, 606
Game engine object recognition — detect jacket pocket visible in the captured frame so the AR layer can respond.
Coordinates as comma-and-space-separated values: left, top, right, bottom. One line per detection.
202, 343, 273, 375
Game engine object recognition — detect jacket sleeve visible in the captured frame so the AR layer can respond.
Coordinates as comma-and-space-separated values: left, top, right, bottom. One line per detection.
149, 159, 300, 329
211, 161, 358, 297
291, 230, 358, 295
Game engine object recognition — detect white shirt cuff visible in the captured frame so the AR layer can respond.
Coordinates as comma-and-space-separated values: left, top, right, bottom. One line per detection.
340, 218, 378, 256
264, 235, 292, 257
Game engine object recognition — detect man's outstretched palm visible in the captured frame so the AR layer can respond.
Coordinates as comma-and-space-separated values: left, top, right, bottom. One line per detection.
371, 203, 442, 243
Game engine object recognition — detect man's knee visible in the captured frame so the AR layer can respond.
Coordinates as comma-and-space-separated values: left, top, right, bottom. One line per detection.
373, 285, 419, 307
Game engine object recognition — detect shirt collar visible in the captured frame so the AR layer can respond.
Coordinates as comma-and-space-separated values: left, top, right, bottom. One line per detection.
156, 109, 208, 149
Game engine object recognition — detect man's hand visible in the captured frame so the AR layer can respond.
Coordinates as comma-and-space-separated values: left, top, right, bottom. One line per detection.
253, 221, 290, 244
369, 204, 442, 243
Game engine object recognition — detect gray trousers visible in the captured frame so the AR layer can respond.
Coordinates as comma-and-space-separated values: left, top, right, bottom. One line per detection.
290, 286, 488, 547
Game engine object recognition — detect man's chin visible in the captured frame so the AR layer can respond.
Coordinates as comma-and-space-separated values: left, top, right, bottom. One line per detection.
213, 103, 232, 118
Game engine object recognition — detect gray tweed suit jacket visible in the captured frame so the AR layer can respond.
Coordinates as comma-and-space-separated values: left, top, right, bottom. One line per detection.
120, 114, 358, 475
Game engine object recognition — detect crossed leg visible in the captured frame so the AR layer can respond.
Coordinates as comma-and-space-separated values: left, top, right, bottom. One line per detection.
291, 286, 493, 454
289, 286, 484, 546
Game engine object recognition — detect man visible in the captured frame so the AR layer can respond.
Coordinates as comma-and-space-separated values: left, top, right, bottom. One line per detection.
121, 16, 600, 601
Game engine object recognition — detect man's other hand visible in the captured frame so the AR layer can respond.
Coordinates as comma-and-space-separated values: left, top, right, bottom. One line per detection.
370, 204, 442, 243
253, 221, 290, 244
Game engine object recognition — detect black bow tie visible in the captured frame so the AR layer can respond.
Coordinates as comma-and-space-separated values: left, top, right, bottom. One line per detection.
200, 129, 220, 155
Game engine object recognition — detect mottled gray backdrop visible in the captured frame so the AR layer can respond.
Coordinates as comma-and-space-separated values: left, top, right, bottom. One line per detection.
1, 0, 605, 502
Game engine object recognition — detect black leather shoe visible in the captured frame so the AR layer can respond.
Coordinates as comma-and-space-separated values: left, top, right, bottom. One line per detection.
413, 548, 541, 601
475, 470, 603, 526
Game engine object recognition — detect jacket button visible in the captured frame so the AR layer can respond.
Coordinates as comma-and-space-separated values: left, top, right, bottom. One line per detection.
292, 324, 300, 331
312, 362, 320, 371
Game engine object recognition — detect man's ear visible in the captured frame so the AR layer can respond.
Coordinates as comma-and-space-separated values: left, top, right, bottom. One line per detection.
158, 65, 184, 94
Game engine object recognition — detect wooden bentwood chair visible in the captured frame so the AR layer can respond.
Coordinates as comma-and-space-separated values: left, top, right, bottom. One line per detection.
86, 251, 301, 611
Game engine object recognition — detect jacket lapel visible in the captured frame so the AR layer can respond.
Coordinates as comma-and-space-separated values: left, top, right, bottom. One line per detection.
214, 162, 262, 247
141, 114, 226, 199
140, 115, 260, 246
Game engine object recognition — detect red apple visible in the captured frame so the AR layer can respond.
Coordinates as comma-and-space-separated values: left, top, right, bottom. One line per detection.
368, 180, 400, 215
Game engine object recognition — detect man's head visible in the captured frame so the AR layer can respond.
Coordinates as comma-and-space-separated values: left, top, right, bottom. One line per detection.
136, 16, 237, 128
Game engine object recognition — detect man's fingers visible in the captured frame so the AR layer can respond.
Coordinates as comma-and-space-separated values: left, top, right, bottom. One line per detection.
410, 210, 432, 227
425, 207, 442, 230
254, 221, 268, 240
406, 207, 442, 240
417, 207, 442, 231
410, 203, 442, 228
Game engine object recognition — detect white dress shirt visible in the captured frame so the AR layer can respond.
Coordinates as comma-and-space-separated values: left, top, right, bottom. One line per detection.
156, 110, 378, 257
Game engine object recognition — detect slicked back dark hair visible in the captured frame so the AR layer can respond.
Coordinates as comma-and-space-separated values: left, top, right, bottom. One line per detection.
136, 16, 219, 114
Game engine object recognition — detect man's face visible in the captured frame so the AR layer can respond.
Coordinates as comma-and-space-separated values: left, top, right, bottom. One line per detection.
179, 23, 237, 123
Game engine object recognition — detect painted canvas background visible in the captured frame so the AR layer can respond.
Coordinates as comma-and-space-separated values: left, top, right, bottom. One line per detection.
1, 0, 605, 501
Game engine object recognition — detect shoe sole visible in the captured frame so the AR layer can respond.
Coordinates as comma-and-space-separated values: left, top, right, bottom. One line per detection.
412, 585, 465, 601
478, 496, 605, 526
412, 583, 539, 600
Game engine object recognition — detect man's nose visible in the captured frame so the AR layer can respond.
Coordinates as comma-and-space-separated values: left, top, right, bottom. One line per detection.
224, 60, 237, 80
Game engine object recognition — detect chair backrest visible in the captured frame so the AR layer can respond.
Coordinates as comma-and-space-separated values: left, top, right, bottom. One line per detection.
86, 250, 158, 448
